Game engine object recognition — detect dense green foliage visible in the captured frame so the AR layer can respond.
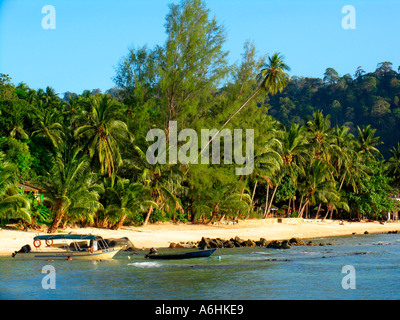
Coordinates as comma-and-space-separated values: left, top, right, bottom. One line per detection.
0, 0, 399, 232
267, 62, 400, 157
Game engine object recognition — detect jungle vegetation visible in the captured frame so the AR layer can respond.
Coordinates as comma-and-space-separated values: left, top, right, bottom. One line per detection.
1, 0, 399, 232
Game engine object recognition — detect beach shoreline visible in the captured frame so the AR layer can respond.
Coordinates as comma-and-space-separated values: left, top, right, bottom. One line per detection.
1, 218, 400, 256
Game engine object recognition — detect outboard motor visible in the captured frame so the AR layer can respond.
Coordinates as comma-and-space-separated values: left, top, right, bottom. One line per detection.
12, 244, 31, 257
145, 247, 158, 258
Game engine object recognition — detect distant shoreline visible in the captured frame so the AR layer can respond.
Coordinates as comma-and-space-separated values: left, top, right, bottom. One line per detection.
1, 218, 400, 256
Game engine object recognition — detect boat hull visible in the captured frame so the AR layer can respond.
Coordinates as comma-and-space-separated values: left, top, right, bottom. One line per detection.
12, 247, 123, 260
146, 248, 217, 260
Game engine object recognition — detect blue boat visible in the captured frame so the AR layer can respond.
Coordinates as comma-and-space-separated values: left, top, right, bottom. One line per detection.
145, 248, 217, 260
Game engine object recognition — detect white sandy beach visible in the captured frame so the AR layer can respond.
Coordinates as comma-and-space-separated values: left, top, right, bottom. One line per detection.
1, 218, 400, 256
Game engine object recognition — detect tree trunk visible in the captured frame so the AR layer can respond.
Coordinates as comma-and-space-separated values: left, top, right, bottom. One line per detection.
266, 181, 280, 217
263, 185, 270, 218
143, 205, 153, 227
48, 200, 65, 233
249, 180, 258, 213
298, 198, 309, 218
206, 204, 218, 225
315, 203, 322, 219
298, 195, 304, 217
323, 204, 333, 221
199, 88, 261, 157
112, 212, 126, 230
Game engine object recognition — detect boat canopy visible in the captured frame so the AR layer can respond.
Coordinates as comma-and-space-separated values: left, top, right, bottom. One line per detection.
34, 234, 96, 241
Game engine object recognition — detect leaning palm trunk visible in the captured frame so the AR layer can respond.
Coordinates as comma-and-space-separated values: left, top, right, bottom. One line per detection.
112, 212, 126, 230
143, 205, 153, 227
199, 88, 261, 157
48, 201, 65, 233
263, 185, 270, 218
298, 195, 304, 218
266, 182, 280, 217
315, 203, 322, 219
298, 198, 309, 219
248, 180, 258, 214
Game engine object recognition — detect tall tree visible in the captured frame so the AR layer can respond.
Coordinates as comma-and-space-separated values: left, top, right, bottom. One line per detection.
161, 0, 230, 137
75, 94, 133, 177
200, 52, 290, 155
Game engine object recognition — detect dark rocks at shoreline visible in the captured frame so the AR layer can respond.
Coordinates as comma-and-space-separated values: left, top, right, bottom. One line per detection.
194, 236, 325, 250
106, 237, 136, 251
267, 240, 291, 249
288, 237, 305, 246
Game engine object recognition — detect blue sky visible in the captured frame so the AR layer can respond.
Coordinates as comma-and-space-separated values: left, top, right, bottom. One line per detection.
0, 0, 399, 95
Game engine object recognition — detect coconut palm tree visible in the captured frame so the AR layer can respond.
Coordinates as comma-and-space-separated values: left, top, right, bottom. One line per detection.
324, 125, 358, 218
131, 145, 183, 226
38, 148, 103, 233
357, 125, 383, 160
31, 109, 64, 149
0, 156, 31, 222
387, 143, 400, 187
106, 176, 156, 230
74, 94, 133, 177
141, 164, 183, 226
306, 111, 334, 162
263, 123, 308, 217
200, 52, 290, 156
247, 118, 282, 214
297, 160, 339, 219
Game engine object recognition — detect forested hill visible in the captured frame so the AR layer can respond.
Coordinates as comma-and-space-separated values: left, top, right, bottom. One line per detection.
265, 63, 400, 157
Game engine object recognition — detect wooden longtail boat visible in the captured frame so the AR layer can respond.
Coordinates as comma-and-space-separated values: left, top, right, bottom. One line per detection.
145, 248, 217, 260
12, 234, 125, 260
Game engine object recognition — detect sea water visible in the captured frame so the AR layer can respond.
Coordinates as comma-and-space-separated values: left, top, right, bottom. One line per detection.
1, 233, 400, 300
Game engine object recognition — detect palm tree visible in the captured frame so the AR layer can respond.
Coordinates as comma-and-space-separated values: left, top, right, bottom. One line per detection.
324, 125, 358, 218
200, 52, 290, 156
0, 157, 31, 222
41, 86, 59, 107
74, 94, 133, 177
247, 118, 282, 214
141, 164, 183, 226
106, 176, 155, 230
31, 109, 64, 149
357, 125, 383, 160
131, 145, 183, 226
38, 149, 103, 233
204, 180, 251, 224
264, 123, 308, 217
387, 143, 400, 186
306, 111, 334, 162
297, 160, 339, 219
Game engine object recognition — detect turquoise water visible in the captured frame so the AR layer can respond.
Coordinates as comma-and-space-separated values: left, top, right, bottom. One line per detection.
1, 233, 400, 300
